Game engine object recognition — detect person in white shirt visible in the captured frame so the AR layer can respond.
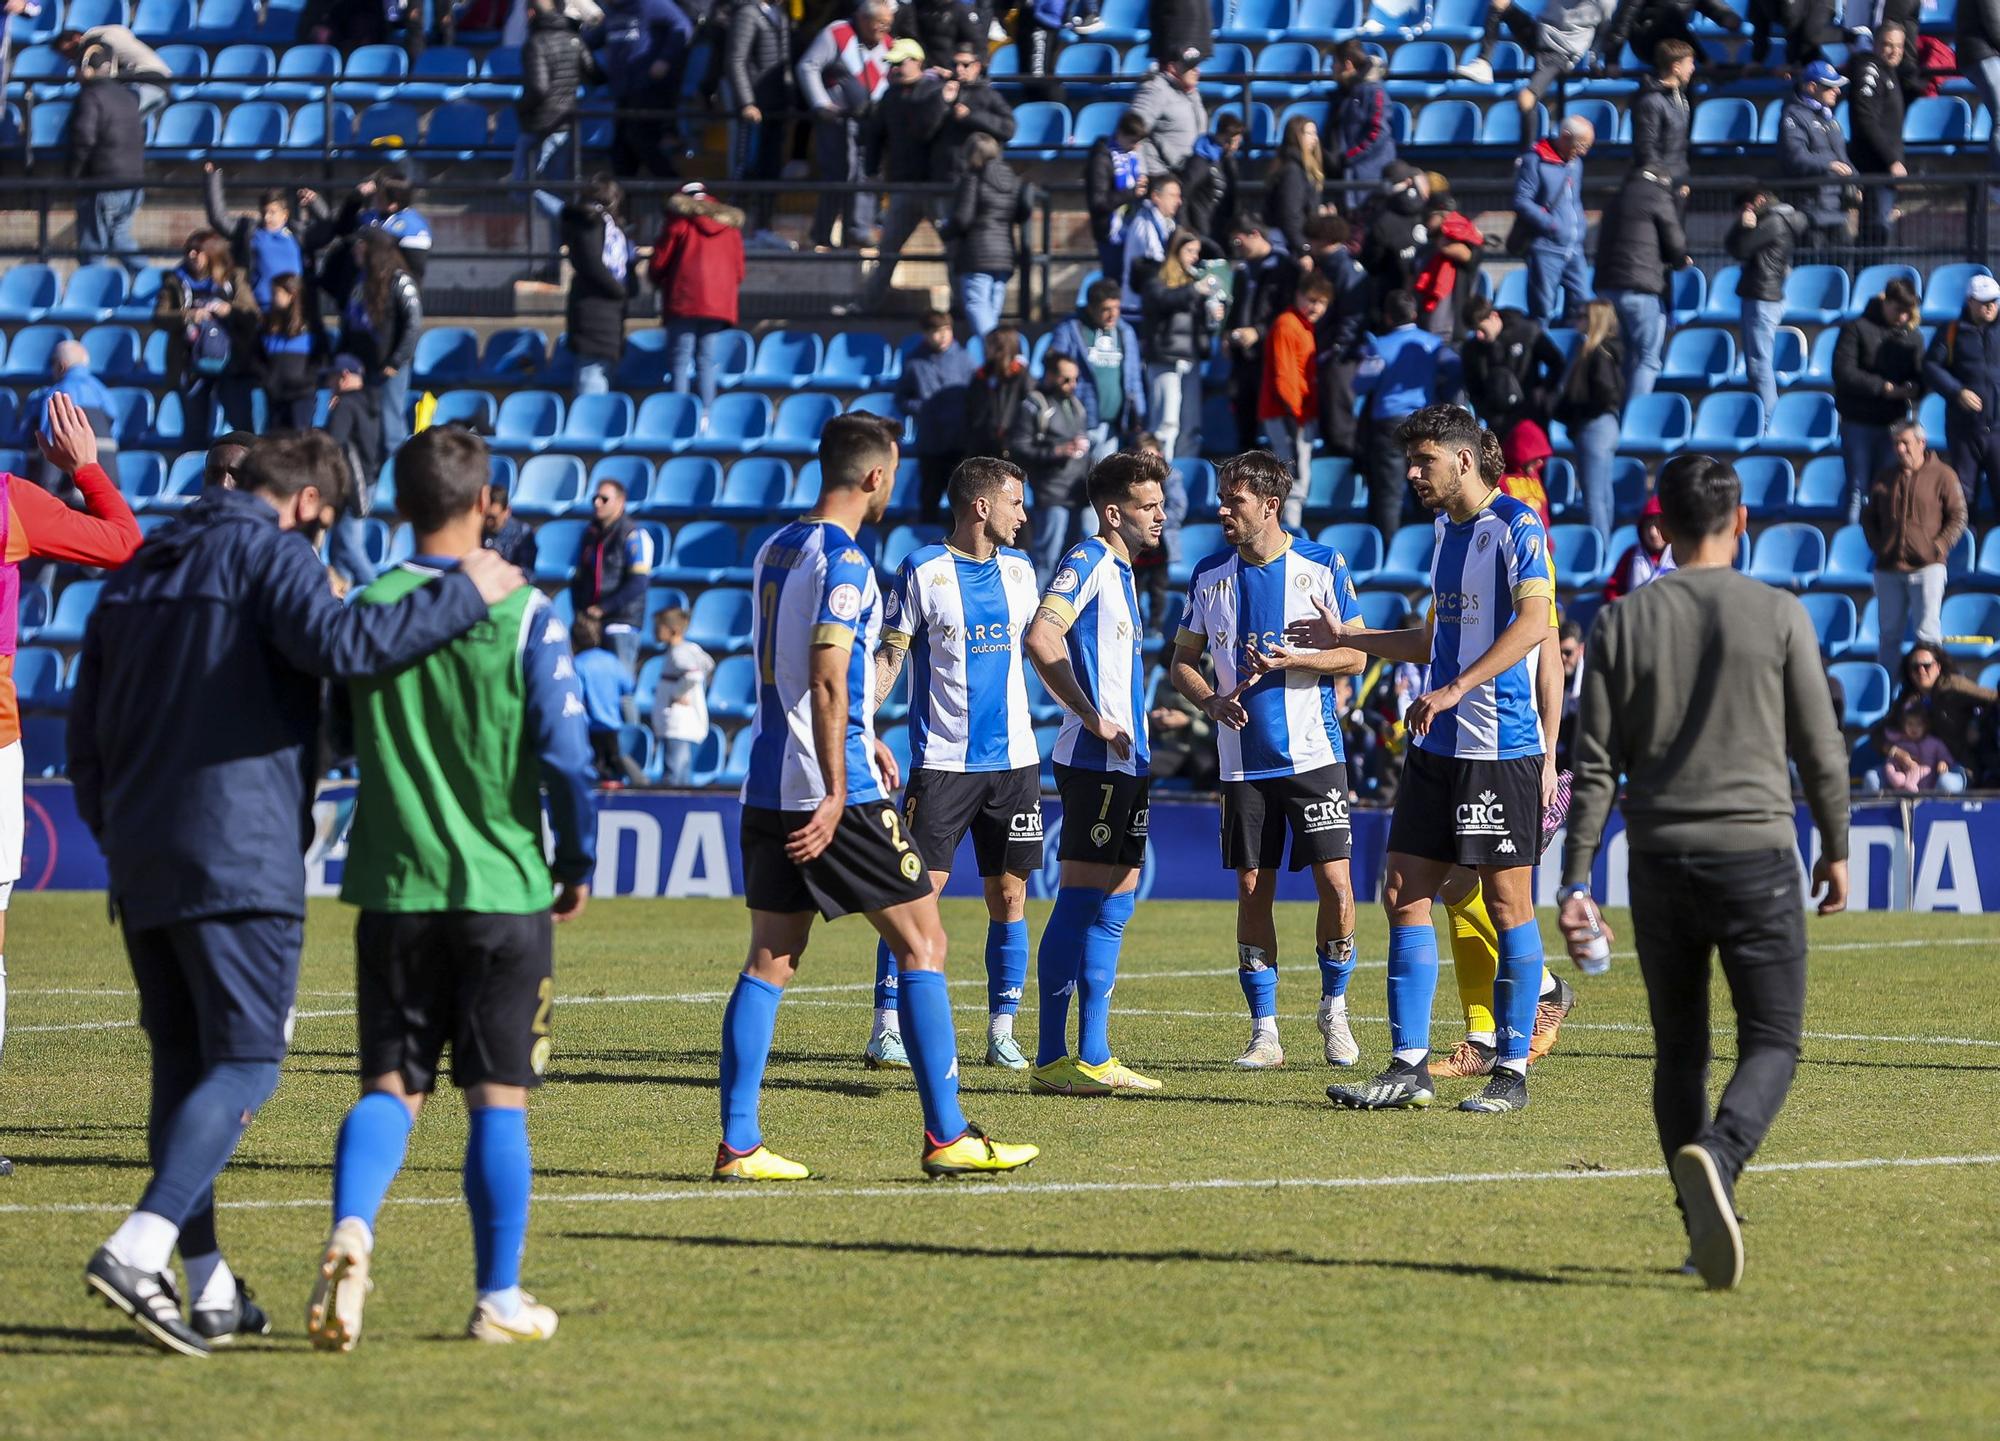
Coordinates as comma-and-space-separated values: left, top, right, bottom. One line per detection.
650, 606, 714, 787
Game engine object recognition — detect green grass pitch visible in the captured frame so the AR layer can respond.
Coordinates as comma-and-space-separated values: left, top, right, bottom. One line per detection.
2, 892, 1996, 1437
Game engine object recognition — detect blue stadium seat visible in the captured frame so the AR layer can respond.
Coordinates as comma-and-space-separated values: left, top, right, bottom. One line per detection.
1492, 268, 1528, 313
206, 43, 276, 99
530, 518, 587, 583
1905, 94, 1971, 151
793, 459, 830, 509
1373, 525, 1436, 588
1550, 526, 1607, 589
741, 330, 823, 391
845, 391, 897, 423
1008, 100, 1071, 159
195, 0, 264, 40
37, 579, 105, 645
1735, 456, 1795, 517
1668, 266, 1706, 326
355, 100, 420, 153
132, 0, 194, 41
1699, 266, 1744, 324
1691, 393, 1764, 455
82, 324, 141, 381
15, 646, 67, 712
11, 45, 79, 101
1845, 263, 1921, 318
151, 101, 221, 159
1454, 39, 1526, 98
219, 103, 287, 164
1070, 99, 1125, 149
713, 328, 756, 386
1758, 392, 1838, 453
686, 587, 755, 654
1220, 0, 1292, 41
106, 388, 155, 446
31, 101, 75, 152
1174, 458, 1217, 515
479, 327, 549, 380
115, 266, 166, 324
491, 390, 565, 453
813, 331, 893, 389
1660, 327, 1735, 389
1317, 522, 1382, 579
1781, 265, 1850, 325
589, 455, 654, 511
1747, 523, 1825, 589
711, 725, 754, 790
1054, 41, 1122, 97
1799, 592, 1857, 658
1691, 96, 1757, 149
705, 655, 759, 721
716, 457, 791, 513
1619, 392, 1692, 452
1196, 43, 1252, 103
1412, 98, 1480, 146
1609, 457, 1650, 522
1355, 591, 1411, 629
1819, 524, 1876, 590
616, 329, 671, 389
335, 44, 409, 102
467, 45, 525, 101
117, 451, 169, 510
22, 713, 66, 778
763, 393, 843, 457
630, 392, 701, 453
683, 725, 725, 788
557, 392, 634, 453
1480, 101, 1548, 148
283, 100, 356, 152
419, 101, 489, 159
687, 393, 774, 455
1939, 594, 2000, 660
413, 326, 479, 385
429, 388, 496, 431
1923, 262, 1992, 323
615, 723, 654, 776
1803, 325, 1841, 385
1566, 97, 1622, 144
881, 524, 945, 575
1846, 595, 1882, 660
1918, 390, 1946, 438
512, 454, 588, 517
1793, 455, 1848, 518
1170, 524, 1224, 585
2, 325, 69, 383
658, 520, 743, 585
267, 43, 341, 100
1427, 0, 1484, 38
1970, 529, 2000, 590
1291, 0, 1356, 36
1828, 661, 1892, 728
63, 0, 127, 30
404, 46, 478, 102
0, 263, 58, 321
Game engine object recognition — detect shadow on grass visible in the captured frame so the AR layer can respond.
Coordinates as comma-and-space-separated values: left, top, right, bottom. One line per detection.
556, 1070, 889, 1100
0, 1322, 154, 1355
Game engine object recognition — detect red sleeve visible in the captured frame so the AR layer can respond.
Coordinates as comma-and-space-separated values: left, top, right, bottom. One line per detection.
10, 464, 144, 567
1346, 87, 1385, 160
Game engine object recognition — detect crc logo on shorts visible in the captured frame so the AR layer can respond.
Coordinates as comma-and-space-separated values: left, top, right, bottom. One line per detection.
1132, 806, 1149, 835
530, 1036, 553, 1076
1052, 566, 1080, 595
1456, 789, 1509, 838
899, 852, 923, 881
1302, 789, 1350, 834
1010, 809, 1045, 838
827, 583, 863, 620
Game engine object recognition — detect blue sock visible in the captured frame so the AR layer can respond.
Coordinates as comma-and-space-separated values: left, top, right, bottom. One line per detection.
1078, 890, 1135, 1066
1318, 936, 1355, 999
136, 1060, 280, 1227
1495, 921, 1546, 1068
986, 919, 1027, 1017
332, 1091, 415, 1229
463, 1107, 531, 1295
896, 969, 969, 1143
1238, 948, 1277, 1019
1036, 887, 1097, 1066
872, 939, 899, 1013
1386, 924, 1439, 1061
719, 973, 782, 1153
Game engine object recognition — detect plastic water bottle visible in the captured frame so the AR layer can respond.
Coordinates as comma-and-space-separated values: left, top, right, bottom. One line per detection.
1574, 901, 1611, 976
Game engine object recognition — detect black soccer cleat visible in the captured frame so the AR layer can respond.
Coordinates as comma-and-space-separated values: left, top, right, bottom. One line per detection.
1672, 1143, 1745, 1291
1327, 1057, 1435, 1110
192, 1281, 272, 1345
1458, 1067, 1529, 1113
85, 1247, 211, 1358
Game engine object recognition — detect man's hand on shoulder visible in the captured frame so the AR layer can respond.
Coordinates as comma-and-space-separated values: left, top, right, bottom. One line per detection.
459, 548, 528, 607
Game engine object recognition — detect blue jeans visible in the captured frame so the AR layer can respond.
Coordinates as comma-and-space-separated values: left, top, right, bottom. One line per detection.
667, 318, 725, 409
1526, 243, 1588, 324
1840, 420, 1895, 524
662, 738, 696, 787
959, 271, 1008, 339
1575, 411, 1621, 541
78, 188, 144, 274
1605, 289, 1666, 403
511, 128, 573, 265
1031, 493, 1093, 589
374, 367, 412, 459
575, 360, 611, 396
326, 513, 379, 590
1741, 298, 1784, 429
1975, 57, 2000, 164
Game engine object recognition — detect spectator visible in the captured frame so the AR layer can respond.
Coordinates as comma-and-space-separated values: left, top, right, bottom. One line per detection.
1871, 699, 1967, 793
1849, 21, 1908, 244
967, 325, 1033, 461
1260, 273, 1333, 529
1834, 275, 1924, 522
796, 0, 895, 249
1457, 0, 1611, 121
570, 477, 654, 676
944, 132, 1026, 339
1555, 615, 1584, 768
1141, 228, 1224, 459
1086, 112, 1150, 283
1361, 162, 1428, 316
1328, 40, 1394, 205
1632, 39, 1695, 193
859, 37, 944, 313
928, 42, 1017, 183
1863, 418, 1966, 670
1462, 294, 1566, 435
1012, 353, 1093, 585
1149, 662, 1219, 788
484, 485, 539, 571
257, 274, 323, 432
1777, 61, 1856, 248
1593, 165, 1689, 403
593, 0, 695, 180
337, 228, 423, 460
515, 0, 595, 273
1511, 115, 1593, 325
722, 0, 795, 247
1048, 279, 1146, 462
1412, 188, 1485, 338
648, 183, 746, 409
1262, 116, 1323, 262
322, 355, 383, 594
1016, 0, 1070, 96
1726, 187, 1806, 428
1877, 643, 1994, 773
1495, 417, 1554, 529
1925, 275, 2000, 519
22, 340, 119, 496
895, 0, 979, 66
202, 165, 310, 309
651, 605, 714, 786
1605, 492, 1676, 601
1309, 214, 1370, 457
561, 175, 634, 396
54, 23, 170, 114
1224, 219, 1302, 454
1148, 0, 1211, 67
896, 308, 977, 518
1969, 0, 2000, 167
158, 230, 262, 443
1747, 0, 1841, 70
1183, 112, 1243, 245
67, 46, 146, 274
1128, 54, 1208, 180
333, 171, 434, 285
1355, 287, 1462, 538
571, 613, 643, 784
1120, 173, 1183, 313
201, 430, 257, 491
1553, 297, 1625, 540
1598, 0, 1743, 80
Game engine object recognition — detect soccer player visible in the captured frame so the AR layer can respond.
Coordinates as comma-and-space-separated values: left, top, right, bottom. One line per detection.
865, 457, 1046, 1072
1168, 449, 1368, 1070
717, 414, 1037, 1180
71, 431, 521, 1357
1022, 449, 1167, 1096
1295, 404, 1558, 1114
306, 427, 597, 1350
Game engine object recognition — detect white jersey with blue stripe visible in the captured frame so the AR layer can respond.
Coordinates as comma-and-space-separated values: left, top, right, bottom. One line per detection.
883, 543, 1042, 773
1041, 537, 1148, 776
1419, 490, 1555, 761
741, 519, 889, 810
1176, 537, 1365, 782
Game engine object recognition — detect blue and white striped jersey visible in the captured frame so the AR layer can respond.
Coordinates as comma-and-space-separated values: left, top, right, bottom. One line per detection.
1419, 490, 1555, 761
741, 519, 888, 810
1176, 538, 1366, 782
1040, 537, 1149, 775
883, 543, 1042, 774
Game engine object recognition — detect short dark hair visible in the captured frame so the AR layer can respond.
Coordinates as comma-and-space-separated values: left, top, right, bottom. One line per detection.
586, 173, 622, 212
1297, 272, 1335, 303
242, 431, 346, 513
489, 483, 512, 508
572, 613, 605, 652
920, 307, 953, 330
260, 187, 291, 211
1114, 112, 1150, 145
1085, 278, 1122, 307
1882, 277, 1919, 312
1216, 450, 1292, 507
1559, 617, 1584, 644
1395, 403, 1482, 459
1214, 112, 1246, 140
1334, 38, 1370, 71
375, 169, 415, 210
1462, 294, 1494, 329
948, 456, 1024, 516
1654, 37, 1695, 67
819, 412, 899, 490
395, 426, 491, 533
205, 431, 257, 488
1383, 289, 1420, 328
1656, 453, 1740, 539
1306, 213, 1351, 248
1087, 448, 1170, 511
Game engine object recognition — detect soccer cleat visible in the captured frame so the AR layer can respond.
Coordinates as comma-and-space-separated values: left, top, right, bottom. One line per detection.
1316, 999, 1360, 1067
1672, 1143, 1744, 1291
468, 1292, 560, 1343
1458, 1068, 1529, 1112
1076, 1055, 1163, 1092
1529, 975, 1577, 1063
1432, 1036, 1498, 1079
1327, 1058, 1434, 1110
1455, 57, 1494, 83
863, 1029, 911, 1070
85, 1246, 210, 1358
1029, 1055, 1113, 1096
985, 1032, 1029, 1070
305, 1219, 375, 1353
921, 1121, 1040, 1178
192, 1281, 272, 1345
1235, 1032, 1285, 1068
712, 1143, 812, 1182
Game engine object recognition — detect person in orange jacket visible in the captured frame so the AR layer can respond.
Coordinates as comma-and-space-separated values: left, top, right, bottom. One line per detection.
1259, 271, 1334, 529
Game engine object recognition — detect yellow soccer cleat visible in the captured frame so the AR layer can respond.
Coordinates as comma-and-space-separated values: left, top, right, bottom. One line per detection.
305, 1218, 374, 1354
1028, 1054, 1112, 1096
467, 1292, 560, 1343
712, 1143, 813, 1182
1075, 1055, 1163, 1093
921, 1122, 1039, 1178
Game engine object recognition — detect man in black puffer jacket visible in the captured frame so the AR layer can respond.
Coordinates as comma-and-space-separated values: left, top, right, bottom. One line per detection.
861, 39, 946, 310
945, 135, 1026, 337
1847, 21, 1907, 244
69, 48, 147, 273
1725, 189, 1805, 427
1833, 277, 1923, 521
1594, 166, 1688, 403
1631, 40, 1693, 192
517, 0, 594, 270
923, 43, 1017, 183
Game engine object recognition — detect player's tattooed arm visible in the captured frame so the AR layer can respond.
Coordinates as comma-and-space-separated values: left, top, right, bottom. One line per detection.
1025, 606, 1133, 759
872, 639, 908, 712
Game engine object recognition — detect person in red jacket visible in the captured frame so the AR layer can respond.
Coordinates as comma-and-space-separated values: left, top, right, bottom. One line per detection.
1499, 417, 1555, 530
1258, 272, 1333, 530
647, 183, 746, 409
0, 392, 145, 1179
1605, 491, 1677, 602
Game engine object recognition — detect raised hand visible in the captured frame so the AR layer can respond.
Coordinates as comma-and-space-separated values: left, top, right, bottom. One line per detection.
37, 393, 100, 475
1282, 596, 1348, 651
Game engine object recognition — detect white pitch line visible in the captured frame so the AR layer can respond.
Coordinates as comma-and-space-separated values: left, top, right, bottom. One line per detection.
3, 1152, 1996, 1218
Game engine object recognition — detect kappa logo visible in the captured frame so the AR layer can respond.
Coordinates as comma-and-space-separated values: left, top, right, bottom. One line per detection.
839, 548, 865, 565
1456, 789, 1509, 837
929, 571, 952, 587
1494, 837, 1517, 855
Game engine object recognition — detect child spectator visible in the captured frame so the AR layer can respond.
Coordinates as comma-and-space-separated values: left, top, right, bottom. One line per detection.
1259, 273, 1333, 529
967, 325, 1033, 462
1498, 418, 1555, 529
1874, 698, 1967, 793
202, 163, 313, 308
652, 606, 715, 788
895, 308, 977, 519
258, 273, 322, 432
1604, 493, 1677, 601
573, 613, 642, 787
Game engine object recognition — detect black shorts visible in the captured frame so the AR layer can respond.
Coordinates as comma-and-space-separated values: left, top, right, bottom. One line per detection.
1386, 746, 1544, 869
741, 800, 932, 919
1220, 763, 1354, 871
904, 765, 1045, 878
356, 910, 555, 1092
1054, 764, 1151, 867
125, 912, 304, 1065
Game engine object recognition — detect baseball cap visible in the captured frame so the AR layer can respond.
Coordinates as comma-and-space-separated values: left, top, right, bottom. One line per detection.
1968, 274, 2000, 304
1802, 59, 1847, 87
329, 353, 366, 378
885, 37, 925, 65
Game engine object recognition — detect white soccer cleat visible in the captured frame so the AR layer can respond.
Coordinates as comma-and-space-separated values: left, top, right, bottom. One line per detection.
468, 1292, 560, 1343
1317, 998, 1361, 1067
305, 1218, 374, 1353
1234, 1032, 1285, 1068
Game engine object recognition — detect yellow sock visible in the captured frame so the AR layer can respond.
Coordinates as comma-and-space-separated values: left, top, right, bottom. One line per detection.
1445, 880, 1500, 1036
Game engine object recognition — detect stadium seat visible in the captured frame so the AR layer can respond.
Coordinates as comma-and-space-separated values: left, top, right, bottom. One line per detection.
413, 327, 479, 385
704, 655, 759, 721
492, 390, 565, 453
1220, 0, 1292, 42
716, 457, 791, 514
1691, 96, 1758, 150
530, 518, 587, 583
1819, 524, 1876, 590
589, 455, 654, 511
1691, 393, 1764, 455
1803, 326, 1841, 385
151, 101, 221, 159
206, 44, 277, 100
1946, 528, 1976, 585
1550, 526, 1607, 589
1747, 523, 1826, 589
1782, 265, 1850, 326
1939, 594, 2000, 660
557, 392, 634, 454
1373, 525, 1436, 589
1757, 392, 1838, 453
639, 456, 721, 517
283, 100, 356, 152
630, 392, 702, 453
132, 0, 195, 40
1008, 100, 1071, 159
1845, 263, 1921, 318
1619, 393, 1692, 452
1799, 593, 1858, 658
1905, 94, 1972, 151
686, 587, 755, 654
1387, 41, 1457, 100
1055, 42, 1123, 97
687, 393, 774, 455
355, 100, 421, 154
11, 44, 78, 100
106, 388, 155, 446
1305, 456, 1364, 518
1827, 661, 1892, 728
404, 46, 478, 102
1922, 262, 1993, 323
1698, 266, 1744, 324
36, 579, 105, 645
0, 263, 59, 321
658, 520, 743, 585
116, 451, 169, 511
115, 266, 166, 324
15, 645, 67, 712
1734, 456, 1795, 517
763, 393, 843, 457
1974, 529, 2000, 590
46, 263, 127, 326
418, 101, 490, 159
741, 330, 823, 391
878, 524, 942, 576
335, 44, 410, 102
1427, 0, 1484, 37
1317, 522, 1383, 580
1846, 595, 1881, 661
429, 388, 496, 431
1291, 0, 1357, 37
1412, 98, 1480, 147
266, 43, 341, 100
82, 324, 141, 381
684, 725, 725, 788
22, 713, 66, 777
1355, 591, 1410, 629
1481, 101, 1547, 148
2, 325, 69, 383
31, 102, 75, 152
1174, 458, 1217, 516
467, 45, 525, 101
1171, 524, 1224, 585
813, 332, 894, 390
512, 454, 588, 518
1668, 266, 1706, 327
1660, 328, 1735, 389
1793, 455, 1850, 518
710, 725, 754, 789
